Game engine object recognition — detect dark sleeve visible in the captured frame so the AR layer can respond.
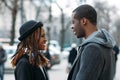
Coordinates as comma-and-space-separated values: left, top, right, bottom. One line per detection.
75, 44, 104, 80
15, 61, 33, 80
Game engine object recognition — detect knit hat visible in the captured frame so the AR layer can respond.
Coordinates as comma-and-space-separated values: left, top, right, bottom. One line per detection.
18, 20, 43, 41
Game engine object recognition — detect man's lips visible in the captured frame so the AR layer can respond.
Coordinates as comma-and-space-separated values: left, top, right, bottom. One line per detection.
73, 30, 76, 35
74, 32, 76, 34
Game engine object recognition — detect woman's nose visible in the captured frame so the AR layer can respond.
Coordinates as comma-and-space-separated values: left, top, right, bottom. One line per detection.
44, 39, 47, 43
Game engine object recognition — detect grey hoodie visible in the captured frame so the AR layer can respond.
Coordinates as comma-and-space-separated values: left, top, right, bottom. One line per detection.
81, 29, 116, 48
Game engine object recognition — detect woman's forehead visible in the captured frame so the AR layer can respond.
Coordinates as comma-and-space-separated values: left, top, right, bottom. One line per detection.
41, 28, 45, 34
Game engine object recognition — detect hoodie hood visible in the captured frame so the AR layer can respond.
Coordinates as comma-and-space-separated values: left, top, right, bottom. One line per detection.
80, 29, 116, 48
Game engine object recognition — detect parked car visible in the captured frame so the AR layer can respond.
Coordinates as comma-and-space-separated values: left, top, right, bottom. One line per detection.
3, 45, 17, 69
43, 40, 61, 69
49, 40, 61, 64
61, 47, 71, 59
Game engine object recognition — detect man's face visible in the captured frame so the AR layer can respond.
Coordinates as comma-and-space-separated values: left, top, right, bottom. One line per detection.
71, 12, 85, 38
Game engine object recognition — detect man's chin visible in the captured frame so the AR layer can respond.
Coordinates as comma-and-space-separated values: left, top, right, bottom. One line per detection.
76, 36, 82, 38
76, 35, 80, 38
75, 33, 79, 38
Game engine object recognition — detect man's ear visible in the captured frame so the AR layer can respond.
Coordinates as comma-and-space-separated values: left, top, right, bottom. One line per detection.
81, 18, 87, 25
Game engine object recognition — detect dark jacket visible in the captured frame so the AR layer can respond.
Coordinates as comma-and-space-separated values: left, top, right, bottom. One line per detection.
68, 48, 77, 65
15, 54, 49, 80
67, 29, 116, 80
0, 49, 7, 64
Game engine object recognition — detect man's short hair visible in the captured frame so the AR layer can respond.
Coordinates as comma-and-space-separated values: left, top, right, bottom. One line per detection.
73, 4, 97, 25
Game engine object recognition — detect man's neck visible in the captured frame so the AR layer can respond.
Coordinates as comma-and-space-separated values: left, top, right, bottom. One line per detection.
85, 25, 98, 39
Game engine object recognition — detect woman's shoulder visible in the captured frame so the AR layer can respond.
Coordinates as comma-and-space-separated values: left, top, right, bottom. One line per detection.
17, 54, 30, 66
20, 54, 29, 61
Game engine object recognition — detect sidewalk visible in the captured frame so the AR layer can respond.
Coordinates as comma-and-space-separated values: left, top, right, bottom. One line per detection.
4, 74, 14, 80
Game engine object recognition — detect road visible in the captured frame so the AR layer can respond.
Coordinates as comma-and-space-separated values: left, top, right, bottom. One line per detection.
48, 58, 68, 80
4, 54, 120, 80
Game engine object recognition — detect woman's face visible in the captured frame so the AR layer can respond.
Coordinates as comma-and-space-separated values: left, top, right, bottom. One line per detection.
38, 28, 47, 50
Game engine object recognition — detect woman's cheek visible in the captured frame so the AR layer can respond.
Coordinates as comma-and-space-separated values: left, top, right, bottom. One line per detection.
44, 45, 47, 50
39, 44, 46, 50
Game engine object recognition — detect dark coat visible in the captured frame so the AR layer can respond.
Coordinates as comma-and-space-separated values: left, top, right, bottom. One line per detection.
15, 54, 49, 80
68, 48, 77, 65
0, 48, 6, 80
67, 43, 115, 80
0, 49, 7, 64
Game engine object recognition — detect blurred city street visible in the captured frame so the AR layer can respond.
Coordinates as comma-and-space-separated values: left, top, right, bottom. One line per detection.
4, 54, 120, 80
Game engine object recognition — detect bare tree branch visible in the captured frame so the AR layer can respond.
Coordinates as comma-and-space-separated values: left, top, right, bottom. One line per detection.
2, 0, 12, 10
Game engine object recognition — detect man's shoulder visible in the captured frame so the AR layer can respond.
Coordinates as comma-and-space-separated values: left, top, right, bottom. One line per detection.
80, 42, 104, 54
86, 42, 101, 46
81, 42, 102, 49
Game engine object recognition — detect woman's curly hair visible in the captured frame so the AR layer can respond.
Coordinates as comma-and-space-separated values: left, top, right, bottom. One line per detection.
11, 27, 48, 67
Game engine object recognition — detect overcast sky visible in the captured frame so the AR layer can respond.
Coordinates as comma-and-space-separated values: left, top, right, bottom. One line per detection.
52, 0, 120, 17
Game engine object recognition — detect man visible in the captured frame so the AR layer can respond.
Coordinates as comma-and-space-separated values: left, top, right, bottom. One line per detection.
0, 43, 7, 80
67, 43, 77, 73
67, 4, 116, 80
68, 43, 77, 65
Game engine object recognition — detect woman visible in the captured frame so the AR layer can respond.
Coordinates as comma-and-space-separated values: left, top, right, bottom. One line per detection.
11, 20, 49, 80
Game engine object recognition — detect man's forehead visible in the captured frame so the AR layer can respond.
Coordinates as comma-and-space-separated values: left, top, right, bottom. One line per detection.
72, 12, 76, 16
72, 12, 76, 19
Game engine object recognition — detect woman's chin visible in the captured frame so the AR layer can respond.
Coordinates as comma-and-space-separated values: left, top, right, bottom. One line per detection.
39, 45, 46, 50
41, 47, 46, 50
